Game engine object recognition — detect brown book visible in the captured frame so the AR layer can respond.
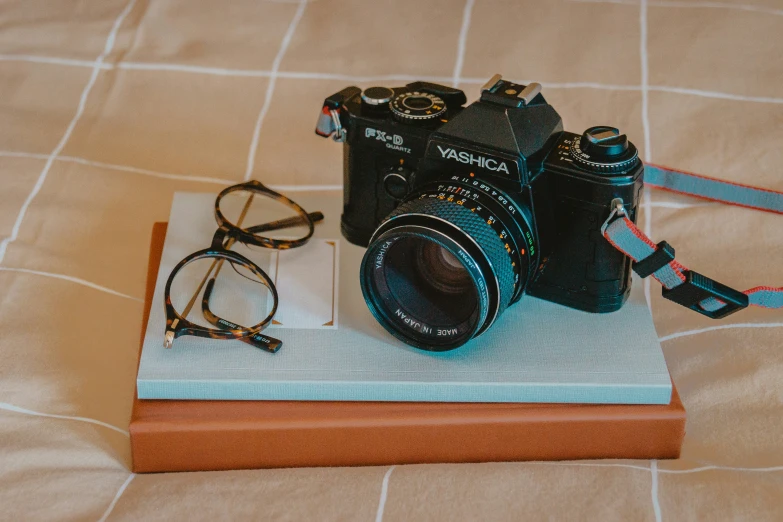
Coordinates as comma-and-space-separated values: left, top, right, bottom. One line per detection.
130, 223, 685, 473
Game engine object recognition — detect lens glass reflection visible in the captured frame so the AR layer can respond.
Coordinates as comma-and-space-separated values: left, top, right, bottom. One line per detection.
382, 237, 478, 327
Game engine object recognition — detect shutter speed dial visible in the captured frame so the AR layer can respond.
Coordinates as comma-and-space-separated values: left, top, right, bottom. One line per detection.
390, 92, 447, 123
570, 126, 639, 174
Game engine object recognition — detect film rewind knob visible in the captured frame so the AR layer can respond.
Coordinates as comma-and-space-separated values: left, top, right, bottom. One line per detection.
570, 126, 639, 174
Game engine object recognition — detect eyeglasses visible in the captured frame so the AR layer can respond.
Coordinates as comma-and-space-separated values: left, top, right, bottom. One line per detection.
163, 180, 323, 352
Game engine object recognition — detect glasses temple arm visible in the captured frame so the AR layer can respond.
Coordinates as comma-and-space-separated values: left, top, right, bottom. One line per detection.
245, 211, 324, 234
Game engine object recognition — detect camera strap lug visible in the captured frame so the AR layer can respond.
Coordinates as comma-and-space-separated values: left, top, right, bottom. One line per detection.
329, 109, 346, 142
315, 86, 361, 142
599, 198, 627, 236
315, 107, 346, 142
601, 165, 783, 318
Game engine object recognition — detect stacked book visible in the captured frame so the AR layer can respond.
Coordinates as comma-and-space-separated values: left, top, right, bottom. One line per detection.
131, 192, 685, 473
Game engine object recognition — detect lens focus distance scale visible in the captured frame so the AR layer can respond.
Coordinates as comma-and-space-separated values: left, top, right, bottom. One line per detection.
390, 92, 447, 122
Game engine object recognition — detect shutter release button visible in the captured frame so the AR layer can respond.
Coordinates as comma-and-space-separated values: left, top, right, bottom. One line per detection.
361, 86, 394, 107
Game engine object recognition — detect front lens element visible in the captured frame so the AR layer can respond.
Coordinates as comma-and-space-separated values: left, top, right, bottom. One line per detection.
416, 241, 473, 295
362, 228, 490, 351
386, 236, 478, 327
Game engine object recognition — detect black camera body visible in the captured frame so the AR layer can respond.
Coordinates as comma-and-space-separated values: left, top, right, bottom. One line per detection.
317, 75, 644, 350
317, 82, 468, 242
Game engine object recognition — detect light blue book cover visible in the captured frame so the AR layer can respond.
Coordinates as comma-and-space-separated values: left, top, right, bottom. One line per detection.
137, 190, 672, 404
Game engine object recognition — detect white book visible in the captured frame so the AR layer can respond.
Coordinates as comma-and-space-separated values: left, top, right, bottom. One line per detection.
137, 190, 672, 404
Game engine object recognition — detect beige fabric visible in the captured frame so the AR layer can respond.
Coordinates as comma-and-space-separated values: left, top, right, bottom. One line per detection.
0, 0, 781, 520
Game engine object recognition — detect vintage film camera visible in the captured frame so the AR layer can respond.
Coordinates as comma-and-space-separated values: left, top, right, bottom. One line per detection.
316, 74, 643, 351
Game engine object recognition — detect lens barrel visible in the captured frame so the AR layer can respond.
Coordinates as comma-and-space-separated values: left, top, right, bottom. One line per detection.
360, 180, 536, 350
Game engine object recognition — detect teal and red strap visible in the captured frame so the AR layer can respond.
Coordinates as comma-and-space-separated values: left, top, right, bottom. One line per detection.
602, 164, 783, 319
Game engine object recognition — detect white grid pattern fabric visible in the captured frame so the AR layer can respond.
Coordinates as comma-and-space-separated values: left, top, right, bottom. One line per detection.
0, 0, 781, 520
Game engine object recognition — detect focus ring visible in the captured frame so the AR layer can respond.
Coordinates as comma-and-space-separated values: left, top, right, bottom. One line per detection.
386, 197, 515, 318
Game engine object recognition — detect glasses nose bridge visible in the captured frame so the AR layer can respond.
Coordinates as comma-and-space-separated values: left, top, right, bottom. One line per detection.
211, 227, 234, 249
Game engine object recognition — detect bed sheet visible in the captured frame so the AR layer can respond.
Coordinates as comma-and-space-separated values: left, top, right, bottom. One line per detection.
0, 0, 781, 520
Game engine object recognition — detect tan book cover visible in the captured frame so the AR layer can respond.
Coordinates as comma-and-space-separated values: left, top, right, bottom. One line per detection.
130, 223, 685, 473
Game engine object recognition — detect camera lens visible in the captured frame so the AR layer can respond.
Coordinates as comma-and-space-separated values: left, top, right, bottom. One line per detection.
360, 183, 536, 351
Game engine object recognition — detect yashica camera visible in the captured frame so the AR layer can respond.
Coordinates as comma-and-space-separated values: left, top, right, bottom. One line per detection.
316, 74, 643, 351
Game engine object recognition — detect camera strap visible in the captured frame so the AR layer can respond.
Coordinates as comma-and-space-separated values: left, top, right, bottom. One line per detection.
601, 164, 783, 319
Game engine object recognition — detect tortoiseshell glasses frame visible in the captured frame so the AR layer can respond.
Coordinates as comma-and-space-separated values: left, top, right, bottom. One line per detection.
163, 180, 323, 352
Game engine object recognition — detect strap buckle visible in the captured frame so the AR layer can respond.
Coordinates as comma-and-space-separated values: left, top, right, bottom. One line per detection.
662, 270, 749, 319
315, 86, 362, 143
632, 240, 675, 279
